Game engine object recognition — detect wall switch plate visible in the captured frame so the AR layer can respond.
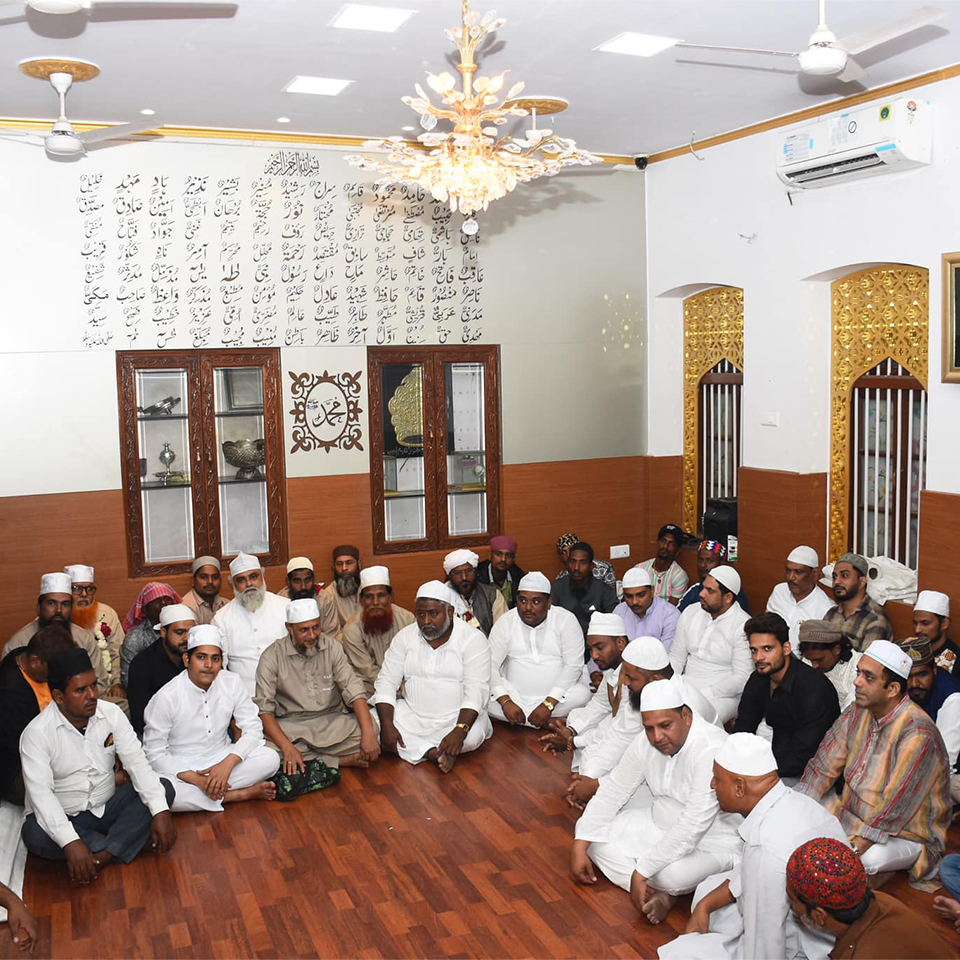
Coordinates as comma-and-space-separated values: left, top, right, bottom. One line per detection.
761, 412, 780, 427
610, 544, 630, 559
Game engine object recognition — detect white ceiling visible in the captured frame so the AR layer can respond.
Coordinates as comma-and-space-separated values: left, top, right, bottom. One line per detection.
2, 0, 960, 155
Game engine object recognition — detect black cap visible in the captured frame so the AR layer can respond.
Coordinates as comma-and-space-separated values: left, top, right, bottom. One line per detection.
658, 524, 684, 543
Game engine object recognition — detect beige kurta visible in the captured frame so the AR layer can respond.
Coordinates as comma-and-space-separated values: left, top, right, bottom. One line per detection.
3, 619, 109, 692
253, 633, 369, 767
340, 605, 416, 697
276, 584, 339, 636
181, 589, 229, 626
93, 603, 125, 688
319, 582, 361, 640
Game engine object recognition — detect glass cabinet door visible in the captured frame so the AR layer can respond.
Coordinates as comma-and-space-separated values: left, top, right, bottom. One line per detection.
135, 368, 196, 563
443, 361, 488, 537
381, 362, 427, 542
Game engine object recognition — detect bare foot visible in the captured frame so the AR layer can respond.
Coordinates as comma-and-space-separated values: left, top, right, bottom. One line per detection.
641, 890, 676, 925
338, 753, 370, 768
436, 751, 458, 774
867, 870, 894, 890
933, 896, 960, 921
224, 781, 277, 803
92, 851, 114, 871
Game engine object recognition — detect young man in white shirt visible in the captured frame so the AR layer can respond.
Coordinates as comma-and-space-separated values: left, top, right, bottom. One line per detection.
19, 648, 176, 885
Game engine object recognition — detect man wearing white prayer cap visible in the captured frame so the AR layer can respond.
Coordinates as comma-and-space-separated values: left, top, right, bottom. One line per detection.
277, 556, 339, 634
62, 564, 126, 695
572, 679, 742, 927
658, 732, 849, 960
182, 556, 229, 626
669, 565, 751, 724
765, 545, 832, 649
488, 571, 591, 729
3, 572, 108, 693
212, 551, 290, 698
614, 567, 679, 650
254, 599, 379, 795
443, 548, 507, 636
796, 638, 951, 888
340, 565, 416, 698
144, 624, 280, 811
374, 580, 493, 773
913, 589, 958, 674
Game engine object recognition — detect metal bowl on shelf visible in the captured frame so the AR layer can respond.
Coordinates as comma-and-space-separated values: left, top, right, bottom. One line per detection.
222, 439, 265, 480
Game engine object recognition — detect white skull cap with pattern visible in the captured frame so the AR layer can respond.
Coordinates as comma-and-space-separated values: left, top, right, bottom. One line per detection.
64, 564, 95, 583
286, 556, 313, 574
709, 564, 741, 595
229, 552, 261, 577
40, 572, 73, 596
587, 612, 627, 637
187, 624, 223, 650
191, 556, 221, 574
786, 546, 819, 569
443, 549, 479, 574
416, 580, 457, 605
640, 678, 685, 711
622, 567, 653, 589
518, 571, 551, 594
360, 566, 391, 590
286, 598, 321, 624
915, 590, 950, 618
863, 639, 913, 680
159, 604, 197, 627
715, 732, 777, 777
622, 635, 670, 670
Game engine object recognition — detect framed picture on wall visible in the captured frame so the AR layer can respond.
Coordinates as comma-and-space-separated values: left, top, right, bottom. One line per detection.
942, 252, 960, 382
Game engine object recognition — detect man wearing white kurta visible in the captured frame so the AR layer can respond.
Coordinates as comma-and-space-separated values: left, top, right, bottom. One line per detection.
572, 680, 742, 925
375, 580, 493, 773
658, 733, 848, 960
489, 571, 591, 727
669, 566, 751, 725
143, 624, 279, 812
765, 546, 833, 650
213, 552, 289, 698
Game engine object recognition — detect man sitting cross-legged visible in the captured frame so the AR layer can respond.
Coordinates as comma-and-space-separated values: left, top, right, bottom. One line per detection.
489, 571, 591, 728
255, 599, 380, 790
143, 624, 280, 811
375, 580, 493, 773
20, 648, 177, 884
571, 679, 742, 926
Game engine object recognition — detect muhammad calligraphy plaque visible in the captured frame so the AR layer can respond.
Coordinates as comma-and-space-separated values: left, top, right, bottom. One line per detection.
288, 370, 364, 453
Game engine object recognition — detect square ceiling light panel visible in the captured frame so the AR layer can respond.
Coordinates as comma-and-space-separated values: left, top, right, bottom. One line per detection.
596, 32, 679, 57
283, 76, 354, 96
331, 4, 417, 32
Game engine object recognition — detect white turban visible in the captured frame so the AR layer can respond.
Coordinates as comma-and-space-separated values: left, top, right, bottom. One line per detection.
286, 598, 321, 624
622, 635, 670, 670
159, 604, 197, 627
622, 567, 652, 589
286, 556, 313, 574
416, 580, 457, 606
360, 566, 391, 591
587, 612, 627, 637
715, 732, 777, 777
640, 678, 684, 711
40, 572, 72, 596
787, 546, 819, 569
187, 624, 223, 650
518, 571, 551, 594
915, 590, 950, 617
863, 639, 913, 680
443, 549, 479, 575
229, 552, 261, 577
710, 564, 741, 595
64, 564, 95, 584
192, 556, 220, 574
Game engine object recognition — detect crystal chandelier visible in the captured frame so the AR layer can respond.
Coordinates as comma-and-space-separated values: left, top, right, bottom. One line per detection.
346, 0, 603, 234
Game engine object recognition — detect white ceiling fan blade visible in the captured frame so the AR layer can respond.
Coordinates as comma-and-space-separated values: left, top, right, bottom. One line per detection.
78, 119, 158, 143
86, 0, 237, 15
835, 56, 867, 83
675, 42, 800, 60
836, 5, 946, 56
0, 130, 45, 145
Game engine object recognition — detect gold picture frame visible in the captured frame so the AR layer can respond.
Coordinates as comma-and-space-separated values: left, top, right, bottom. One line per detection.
942, 252, 960, 382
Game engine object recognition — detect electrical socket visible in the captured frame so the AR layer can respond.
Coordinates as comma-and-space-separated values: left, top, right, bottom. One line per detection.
610, 544, 630, 559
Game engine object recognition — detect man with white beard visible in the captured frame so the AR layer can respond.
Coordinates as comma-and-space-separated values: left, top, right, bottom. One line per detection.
318, 545, 363, 641
213, 553, 289, 698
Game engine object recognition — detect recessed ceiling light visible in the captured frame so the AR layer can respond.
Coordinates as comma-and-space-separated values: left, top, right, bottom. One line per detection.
331, 3, 416, 33
400, 125, 415, 132
140, 108, 155, 116
596, 32, 679, 57
276, 116, 291, 123
283, 75, 353, 96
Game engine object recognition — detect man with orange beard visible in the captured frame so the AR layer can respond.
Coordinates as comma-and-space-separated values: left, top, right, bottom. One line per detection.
340, 566, 415, 698
63, 565, 125, 698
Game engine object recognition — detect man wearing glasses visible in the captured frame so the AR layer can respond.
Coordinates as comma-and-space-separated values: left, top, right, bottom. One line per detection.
63, 564, 125, 699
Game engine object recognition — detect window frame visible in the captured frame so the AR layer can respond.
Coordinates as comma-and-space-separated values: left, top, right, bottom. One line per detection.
367, 344, 502, 554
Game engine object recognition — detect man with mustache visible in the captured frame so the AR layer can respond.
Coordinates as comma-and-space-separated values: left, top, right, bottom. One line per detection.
213, 553, 289, 698
912, 590, 958, 674
181, 556, 229, 626
823, 553, 892, 652
318, 545, 363, 641
765, 546, 832, 648
340, 566, 415, 698
63, 564, 125, 695
444, 549, 507, 637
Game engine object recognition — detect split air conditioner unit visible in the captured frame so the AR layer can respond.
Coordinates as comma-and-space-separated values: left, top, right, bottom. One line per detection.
776, 97, 932, 189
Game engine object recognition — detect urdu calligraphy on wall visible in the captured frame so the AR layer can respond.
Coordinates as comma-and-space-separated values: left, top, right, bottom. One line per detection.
288, 368, 364, 454
76, 148, 483, 351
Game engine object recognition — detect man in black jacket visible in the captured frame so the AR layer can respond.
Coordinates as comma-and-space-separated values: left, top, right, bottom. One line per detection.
475, 535, 526, 610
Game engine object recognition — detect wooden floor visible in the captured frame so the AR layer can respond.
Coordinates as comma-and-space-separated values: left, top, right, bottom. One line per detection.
6, 725, 960, 960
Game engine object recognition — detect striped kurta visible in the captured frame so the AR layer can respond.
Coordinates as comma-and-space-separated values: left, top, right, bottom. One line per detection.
796, 697, 950, 889
635, 559, 689, 601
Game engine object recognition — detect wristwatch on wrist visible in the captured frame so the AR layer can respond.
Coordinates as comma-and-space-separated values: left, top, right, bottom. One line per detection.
542, 699, 556, 712
455, 721, 471, 733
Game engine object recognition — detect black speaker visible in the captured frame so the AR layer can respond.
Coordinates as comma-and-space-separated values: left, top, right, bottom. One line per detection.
703, 497, 738, 543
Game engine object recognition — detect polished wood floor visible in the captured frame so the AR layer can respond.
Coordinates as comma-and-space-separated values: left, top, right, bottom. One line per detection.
6, 724, 960, 959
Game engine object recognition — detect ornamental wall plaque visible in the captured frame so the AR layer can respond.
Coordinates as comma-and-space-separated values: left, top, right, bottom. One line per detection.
289, 370, 364, 453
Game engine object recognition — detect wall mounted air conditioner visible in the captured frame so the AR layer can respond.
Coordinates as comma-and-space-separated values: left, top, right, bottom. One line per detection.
776, 97, 932, 189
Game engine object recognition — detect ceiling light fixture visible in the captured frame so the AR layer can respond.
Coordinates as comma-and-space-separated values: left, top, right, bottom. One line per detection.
346, 0, 601, 234
331, 3, 417, 33
276, 116, 291, 123
284, 75, 353, 96
140, 108, 155, 116
596, 31, 679, 57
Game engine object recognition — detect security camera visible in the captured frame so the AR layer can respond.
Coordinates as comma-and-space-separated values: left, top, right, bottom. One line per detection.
634, 155, 648, 171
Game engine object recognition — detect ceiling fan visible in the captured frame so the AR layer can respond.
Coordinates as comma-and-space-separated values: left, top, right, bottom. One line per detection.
0, 58, 157, 159
0, 0, 236, 19
675, 1, 947, 83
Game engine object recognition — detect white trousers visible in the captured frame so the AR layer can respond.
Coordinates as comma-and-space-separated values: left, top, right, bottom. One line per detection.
859, 837, 922, 875
392, 700, 493, 764
489, 682, 592, 727
168, 745, 280, 812
713, 697, 740, 726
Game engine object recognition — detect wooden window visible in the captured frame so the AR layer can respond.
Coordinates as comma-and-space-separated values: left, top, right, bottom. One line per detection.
697, 360, 743, 529
850, 359, 927, 568
117, 349, 287, 576
368, 345, 501, 554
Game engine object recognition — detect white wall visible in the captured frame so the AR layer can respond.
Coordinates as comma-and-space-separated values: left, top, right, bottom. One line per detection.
645, 76, 960, 496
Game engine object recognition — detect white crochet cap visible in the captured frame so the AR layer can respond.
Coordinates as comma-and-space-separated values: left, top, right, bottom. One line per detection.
587, 612, 626, 637
40, 572, 72, 596
64, 564, 95, 583
187, 624, 223, 650
715, 733, 777, 777
517, 571, 551, 594
229, 552, 261, 577
159, 604, 197, 627
710, 565, 741, 595
863, 639, 913, 680
640, 678, 684, 711
915, 590, 950, 618
787, 546, 819, 568
416, 580, 457, 606
286, 556, 313, 574
622, 636, 670, 670
360, 566, 391, 590
622, 567, 653, 589
286, 598, 321, 624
